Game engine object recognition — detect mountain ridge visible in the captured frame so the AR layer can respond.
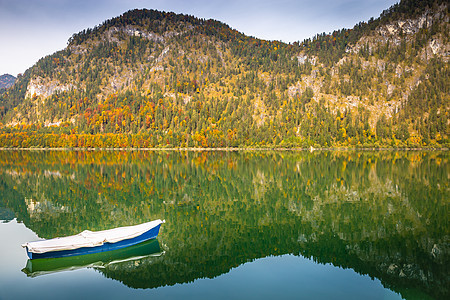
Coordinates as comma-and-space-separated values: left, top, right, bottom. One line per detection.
0, 0, 448, 148
0, 74, 16, 90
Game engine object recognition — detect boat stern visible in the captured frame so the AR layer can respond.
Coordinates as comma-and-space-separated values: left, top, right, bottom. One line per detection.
22, 245, 33, 259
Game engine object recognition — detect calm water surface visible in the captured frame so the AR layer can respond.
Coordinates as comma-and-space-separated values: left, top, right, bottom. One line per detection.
0, 150, 448, 299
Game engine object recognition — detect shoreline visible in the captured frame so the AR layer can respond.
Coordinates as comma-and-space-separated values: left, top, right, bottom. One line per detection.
0, 147, 448, 151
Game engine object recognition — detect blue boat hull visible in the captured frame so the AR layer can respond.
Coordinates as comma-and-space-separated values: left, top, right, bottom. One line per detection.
26, 223, 162, 260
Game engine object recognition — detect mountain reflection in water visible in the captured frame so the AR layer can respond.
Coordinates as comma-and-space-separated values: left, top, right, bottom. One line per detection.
0, 150, 448, 299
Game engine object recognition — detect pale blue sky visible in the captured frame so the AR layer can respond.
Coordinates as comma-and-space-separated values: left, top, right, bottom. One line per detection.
0, 0, 398, 76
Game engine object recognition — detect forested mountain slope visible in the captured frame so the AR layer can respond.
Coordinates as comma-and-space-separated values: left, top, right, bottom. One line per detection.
0, 0, 448, 148
0, 74, 16, 90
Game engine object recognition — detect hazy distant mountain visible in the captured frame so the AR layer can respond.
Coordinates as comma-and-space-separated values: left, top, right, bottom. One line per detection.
0, 74, 16, 89
0, 0, 448, 148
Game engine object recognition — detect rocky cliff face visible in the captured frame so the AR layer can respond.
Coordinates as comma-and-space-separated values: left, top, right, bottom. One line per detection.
25, 77, 75, 99
349, 4, 449, 55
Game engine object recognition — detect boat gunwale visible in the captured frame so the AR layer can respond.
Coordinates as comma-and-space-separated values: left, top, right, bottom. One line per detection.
24, 220, 164, 260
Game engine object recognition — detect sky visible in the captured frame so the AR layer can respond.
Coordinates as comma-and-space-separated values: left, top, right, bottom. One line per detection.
0, 0, 399, 76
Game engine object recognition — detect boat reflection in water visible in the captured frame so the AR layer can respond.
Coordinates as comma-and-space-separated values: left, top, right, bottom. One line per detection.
22, 239, 163, 277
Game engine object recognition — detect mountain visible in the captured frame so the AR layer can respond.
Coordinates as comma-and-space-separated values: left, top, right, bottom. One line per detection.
0, 74, 16, 89
0, 0, 448, 148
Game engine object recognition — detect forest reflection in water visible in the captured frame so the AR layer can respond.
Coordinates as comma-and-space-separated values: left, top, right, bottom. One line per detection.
0, 150, 448, 299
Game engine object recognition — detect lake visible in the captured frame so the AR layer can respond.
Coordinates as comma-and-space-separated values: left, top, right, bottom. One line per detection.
0, 150, 448, 299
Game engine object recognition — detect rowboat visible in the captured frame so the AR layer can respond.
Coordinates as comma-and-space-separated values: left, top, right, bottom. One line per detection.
22, 238, 163, 277
22, 219, 164, 260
